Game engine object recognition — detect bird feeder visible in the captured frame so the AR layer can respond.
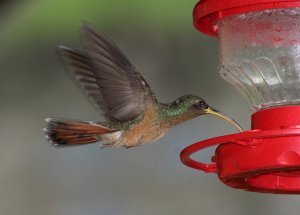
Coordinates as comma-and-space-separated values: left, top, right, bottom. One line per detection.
180, 0, 300, 194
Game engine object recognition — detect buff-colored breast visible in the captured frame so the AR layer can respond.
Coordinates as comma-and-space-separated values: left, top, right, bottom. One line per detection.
119, 105, 168, 147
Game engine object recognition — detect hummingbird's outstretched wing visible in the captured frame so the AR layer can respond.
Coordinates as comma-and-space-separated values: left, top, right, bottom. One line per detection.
59, 23, 157, 122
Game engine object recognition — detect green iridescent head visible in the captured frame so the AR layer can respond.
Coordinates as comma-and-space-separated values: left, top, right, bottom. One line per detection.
171, 94, 208, 115
168, 94, 243, 132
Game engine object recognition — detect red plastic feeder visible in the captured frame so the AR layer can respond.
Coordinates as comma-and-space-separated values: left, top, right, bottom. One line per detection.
181, 0, 300, 193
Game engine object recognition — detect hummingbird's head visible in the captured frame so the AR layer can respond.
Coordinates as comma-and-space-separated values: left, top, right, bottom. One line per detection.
172, 94, 210, 116
171, 95, 243, 132
172, 95, 204, 111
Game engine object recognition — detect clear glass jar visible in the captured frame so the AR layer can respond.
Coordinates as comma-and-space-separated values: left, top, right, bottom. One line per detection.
218, 8, 300, 112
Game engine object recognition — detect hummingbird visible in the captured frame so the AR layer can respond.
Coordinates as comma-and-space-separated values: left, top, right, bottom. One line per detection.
45, 23, 243, 149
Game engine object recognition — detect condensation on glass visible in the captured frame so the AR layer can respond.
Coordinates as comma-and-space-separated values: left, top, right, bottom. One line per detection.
218, 8, 300, 112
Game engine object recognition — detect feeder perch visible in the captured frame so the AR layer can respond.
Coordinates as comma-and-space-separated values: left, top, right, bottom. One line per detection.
180, 0, 300, 193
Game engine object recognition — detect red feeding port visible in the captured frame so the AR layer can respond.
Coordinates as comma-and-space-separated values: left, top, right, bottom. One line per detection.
181, 106, 300, 193
181, 0, 300, 194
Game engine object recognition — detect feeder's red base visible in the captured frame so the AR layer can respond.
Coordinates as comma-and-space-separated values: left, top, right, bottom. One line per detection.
180, 106, 300, 194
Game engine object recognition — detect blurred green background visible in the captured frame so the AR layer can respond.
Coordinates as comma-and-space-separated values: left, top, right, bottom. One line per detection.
0, 0, 297, 215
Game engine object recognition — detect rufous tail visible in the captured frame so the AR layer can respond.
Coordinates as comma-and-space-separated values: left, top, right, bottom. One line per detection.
44, 118, 118, 146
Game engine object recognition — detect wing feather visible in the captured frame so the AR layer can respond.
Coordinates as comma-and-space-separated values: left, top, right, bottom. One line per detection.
59, 23, 157, 122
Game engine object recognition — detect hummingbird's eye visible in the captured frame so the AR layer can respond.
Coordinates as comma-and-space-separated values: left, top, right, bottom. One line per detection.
198, 100, 208, 109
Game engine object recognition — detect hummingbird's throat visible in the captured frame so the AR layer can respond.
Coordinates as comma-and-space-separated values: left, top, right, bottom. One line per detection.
159, 103, 200, 127
205, 108, 244, 132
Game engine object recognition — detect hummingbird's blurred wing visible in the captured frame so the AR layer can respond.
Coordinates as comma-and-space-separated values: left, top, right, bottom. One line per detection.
59, 23, 157, 122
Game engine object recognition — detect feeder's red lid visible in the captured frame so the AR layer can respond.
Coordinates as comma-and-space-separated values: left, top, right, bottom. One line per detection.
195, 0, 300, 36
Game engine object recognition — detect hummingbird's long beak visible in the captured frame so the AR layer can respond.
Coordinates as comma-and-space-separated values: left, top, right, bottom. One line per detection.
204, 107, 244, 132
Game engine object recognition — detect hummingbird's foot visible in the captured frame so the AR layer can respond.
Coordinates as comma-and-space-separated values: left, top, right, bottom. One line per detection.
122, 145, 135, 149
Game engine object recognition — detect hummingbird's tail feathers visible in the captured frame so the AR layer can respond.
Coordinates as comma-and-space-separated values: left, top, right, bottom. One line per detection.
44, 118, 118, 146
